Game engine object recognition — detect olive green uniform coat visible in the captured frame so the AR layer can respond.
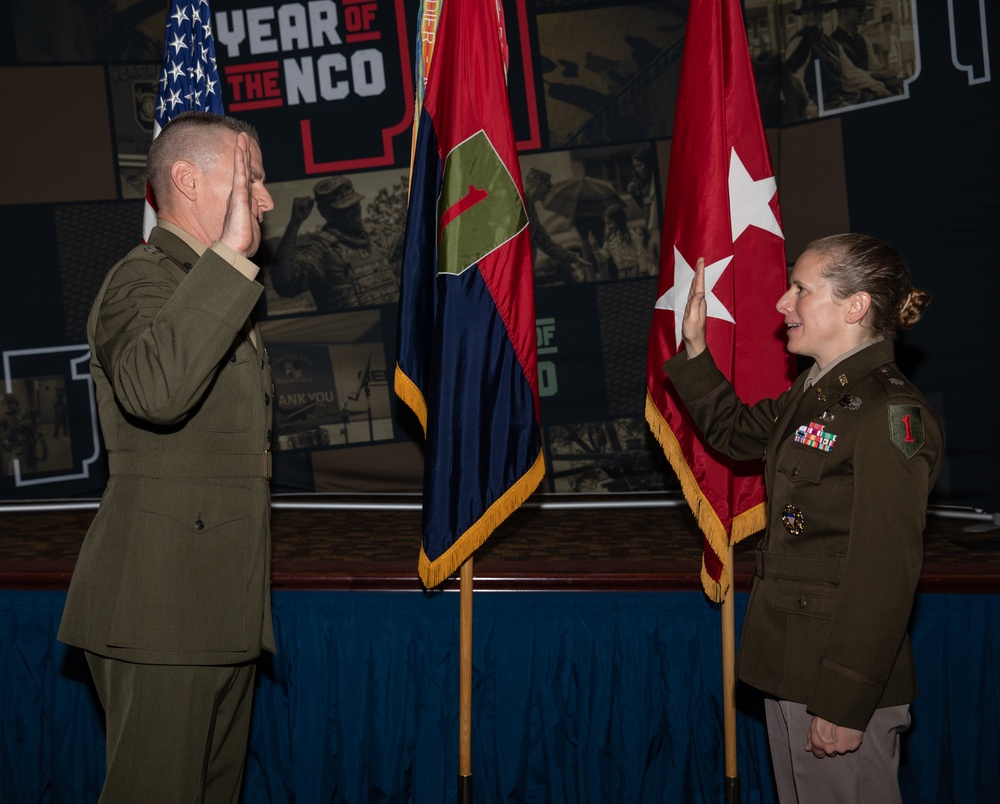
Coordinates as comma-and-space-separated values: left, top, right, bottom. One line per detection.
58, 226, 275, 665
665, 340, 943, 730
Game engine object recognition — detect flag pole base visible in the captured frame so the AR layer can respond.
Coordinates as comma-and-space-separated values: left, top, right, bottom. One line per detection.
724, 775, 740, 804
458, 774, 473, 804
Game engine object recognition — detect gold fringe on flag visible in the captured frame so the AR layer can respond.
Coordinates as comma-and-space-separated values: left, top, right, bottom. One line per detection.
645, 392, 766, 603
417, 450, 546, 589
393, 363, 429, 438
395, 361, 546, 589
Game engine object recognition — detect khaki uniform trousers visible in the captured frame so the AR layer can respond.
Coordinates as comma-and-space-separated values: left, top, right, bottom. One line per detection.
765, 698, 910, 804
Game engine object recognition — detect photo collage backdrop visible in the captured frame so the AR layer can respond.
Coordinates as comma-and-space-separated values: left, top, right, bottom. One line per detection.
1, 0, 997, 512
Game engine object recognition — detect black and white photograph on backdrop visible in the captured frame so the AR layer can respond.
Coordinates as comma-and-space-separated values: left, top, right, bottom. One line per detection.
546, 416, 673, 494
259, 169, 409, 317
259, 310, 394, 451
745, 0, 917, 124
520, 144, 662, 286
0, 0, 997, 801
534, 0, 687, 146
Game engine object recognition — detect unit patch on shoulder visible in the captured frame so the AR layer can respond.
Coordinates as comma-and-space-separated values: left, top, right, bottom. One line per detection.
888, 405, 925, 459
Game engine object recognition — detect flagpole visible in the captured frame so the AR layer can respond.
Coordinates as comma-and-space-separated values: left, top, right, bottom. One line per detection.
458, 556, 474, 804
722, 543, 740, 804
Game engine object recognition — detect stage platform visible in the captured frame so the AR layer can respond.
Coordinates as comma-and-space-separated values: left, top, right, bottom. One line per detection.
2, 494, 998, 593
3, 494, 999, 802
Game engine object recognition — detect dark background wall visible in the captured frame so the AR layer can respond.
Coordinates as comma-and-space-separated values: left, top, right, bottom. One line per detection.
1, 0, 997, 512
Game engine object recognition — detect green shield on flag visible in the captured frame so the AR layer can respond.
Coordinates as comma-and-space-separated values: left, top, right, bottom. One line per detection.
437, 129, 528, 275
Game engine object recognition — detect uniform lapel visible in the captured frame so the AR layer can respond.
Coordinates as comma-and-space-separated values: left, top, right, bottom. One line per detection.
774, 341, 896, 448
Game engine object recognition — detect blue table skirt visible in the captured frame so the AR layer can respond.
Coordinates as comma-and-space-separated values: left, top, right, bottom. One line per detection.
1, 590, 997, 803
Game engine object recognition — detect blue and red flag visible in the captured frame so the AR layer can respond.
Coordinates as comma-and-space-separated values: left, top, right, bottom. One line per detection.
144, 0, 225, 239
396, 0, 545, 588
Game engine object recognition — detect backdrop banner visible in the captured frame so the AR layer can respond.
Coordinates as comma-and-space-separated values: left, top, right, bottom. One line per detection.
1, 0, 997, 512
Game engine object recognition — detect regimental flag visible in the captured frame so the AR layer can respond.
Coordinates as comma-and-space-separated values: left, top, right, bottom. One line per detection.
143, 0, 225, 240
396, 0, 545, 589
645, 0, 796, 602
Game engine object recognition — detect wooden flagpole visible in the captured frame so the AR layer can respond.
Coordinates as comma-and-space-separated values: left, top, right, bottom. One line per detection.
722, 543, 740, 804
458, 556, 474, 804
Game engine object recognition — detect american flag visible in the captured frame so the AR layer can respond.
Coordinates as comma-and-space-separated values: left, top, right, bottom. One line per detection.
143, 0, 225, 239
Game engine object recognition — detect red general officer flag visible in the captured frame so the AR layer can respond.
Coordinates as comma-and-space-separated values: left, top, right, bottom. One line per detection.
395, 0, 545, 588
645, 0, 795, 602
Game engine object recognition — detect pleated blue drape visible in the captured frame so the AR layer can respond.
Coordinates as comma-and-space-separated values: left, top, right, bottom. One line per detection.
1, 590, 997, 803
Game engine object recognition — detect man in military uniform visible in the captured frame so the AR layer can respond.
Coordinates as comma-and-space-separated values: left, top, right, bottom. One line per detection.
58, 111, 275, 803
270, 175, 400, 311
523, 167, 592, 283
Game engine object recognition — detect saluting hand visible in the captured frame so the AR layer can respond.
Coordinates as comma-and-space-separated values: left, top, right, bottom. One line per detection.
681, 256, 708, 358
220, 132, 260, 258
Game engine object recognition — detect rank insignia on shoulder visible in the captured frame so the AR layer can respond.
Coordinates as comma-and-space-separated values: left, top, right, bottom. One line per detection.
781, 504, 805, 536
141, 245, 162, 254
794, 421, 837, 452
888, 405, 926, 458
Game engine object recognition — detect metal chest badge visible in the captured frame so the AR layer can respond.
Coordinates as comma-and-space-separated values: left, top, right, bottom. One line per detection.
781, 504, 805, 535
794, 421, 837, 452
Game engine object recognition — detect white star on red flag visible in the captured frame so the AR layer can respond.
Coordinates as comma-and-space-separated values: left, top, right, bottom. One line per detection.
728, 147, 783, 242
655, 247, 735, 349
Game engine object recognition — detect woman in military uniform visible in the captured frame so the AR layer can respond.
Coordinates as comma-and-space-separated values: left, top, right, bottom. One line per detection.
664, 234, 943, 803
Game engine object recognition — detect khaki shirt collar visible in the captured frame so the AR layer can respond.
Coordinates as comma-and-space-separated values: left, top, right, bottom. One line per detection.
157, 219, 207, 256
804, 335, 884, 392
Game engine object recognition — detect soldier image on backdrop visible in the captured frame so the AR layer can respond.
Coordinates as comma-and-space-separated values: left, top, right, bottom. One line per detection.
588, 202, 656, 280
1, 392, 45, 475
57, 111, 276, 803
832, 0, 902, 97
626, 144, 661, 265
523, 167, 593, 283
269, 176, 401, 312
52, 386, 69, 439
783, 0, 891, 119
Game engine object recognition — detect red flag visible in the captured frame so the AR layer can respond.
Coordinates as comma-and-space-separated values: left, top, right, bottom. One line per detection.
395, 0, 545, 588
645, 0, 795, 602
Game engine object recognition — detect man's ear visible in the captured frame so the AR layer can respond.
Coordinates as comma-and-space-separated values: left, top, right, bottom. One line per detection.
169, 160, 199, 202
845, 291, 872, 324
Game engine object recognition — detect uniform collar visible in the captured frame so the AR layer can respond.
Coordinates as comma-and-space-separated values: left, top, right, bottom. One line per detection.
776, 340, 897, 447
804, 335, 884, 391
146, 225, 202, 273
808, 339, 895, 401
156, 219, 208, 256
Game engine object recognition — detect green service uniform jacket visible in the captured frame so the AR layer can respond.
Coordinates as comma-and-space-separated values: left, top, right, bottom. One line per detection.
58, 226, 276, 666
665, 340, 943, 729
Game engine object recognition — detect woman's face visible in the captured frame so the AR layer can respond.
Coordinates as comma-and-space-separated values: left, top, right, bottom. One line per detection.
775, 250, 856, 369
